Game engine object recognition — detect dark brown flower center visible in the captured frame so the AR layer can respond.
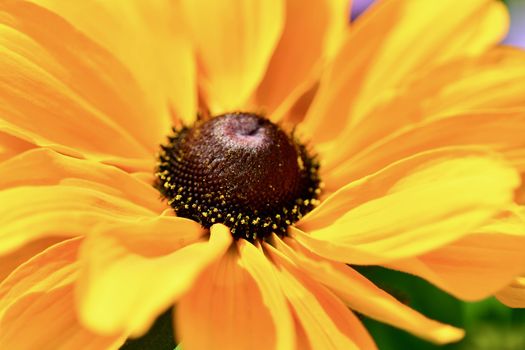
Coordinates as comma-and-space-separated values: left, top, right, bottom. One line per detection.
155, 112, 321, 241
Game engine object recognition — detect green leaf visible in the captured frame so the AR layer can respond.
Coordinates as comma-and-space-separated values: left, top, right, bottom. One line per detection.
120, 308, 177, 350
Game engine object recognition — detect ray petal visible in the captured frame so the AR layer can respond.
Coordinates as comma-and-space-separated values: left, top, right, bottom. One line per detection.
0, 1, 165, 162
179, 0, 284, 113
295, 155, 519, 264
276, 237, 464, 344
77, 224, 231, 337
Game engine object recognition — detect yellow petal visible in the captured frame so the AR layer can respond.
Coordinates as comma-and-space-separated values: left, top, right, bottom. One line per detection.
237, 240, 295, 350
326, 111, 525, 189
1, 285, 124, 350
0, 1, 163, 161
253, 0, 346, 116
323, 0, 352, 59
400, 47, 525, 117
31, 0, 197, 125
267, 245, 369, 350
177, 243, 278, 350
301, 0, 508, 143
0, 185, 154, 256
0, 149, 168, 255
294, 155, 519, 264
292, 313, 314, 350
0, 238, 124, 349
389, 206, 525, 300
0, 131, 32, 162
0, 237, 81, 314
87, 216, 204, 258
276, 237, 464, 344
308, 148, 497, 226
518, 174, 525, 204
0, 236, 64, 283
0, 149, 163, 211
496, 276, 525, 308
77, 224, 231, 336
322, 47, 525, 174
179, 0, 284, 112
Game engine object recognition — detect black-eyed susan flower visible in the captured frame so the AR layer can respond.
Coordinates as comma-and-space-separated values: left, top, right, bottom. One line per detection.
1, 0, 525, 349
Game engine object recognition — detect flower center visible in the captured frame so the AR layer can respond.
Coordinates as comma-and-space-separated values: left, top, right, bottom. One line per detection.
155, 112, 321, 241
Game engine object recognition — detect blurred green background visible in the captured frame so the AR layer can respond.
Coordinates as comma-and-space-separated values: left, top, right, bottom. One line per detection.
358, 267, 525, 350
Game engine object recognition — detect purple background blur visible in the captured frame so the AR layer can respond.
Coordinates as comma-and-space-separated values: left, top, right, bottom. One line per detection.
505, 0, 525, 47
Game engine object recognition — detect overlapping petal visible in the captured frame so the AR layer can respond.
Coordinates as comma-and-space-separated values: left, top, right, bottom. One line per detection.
322, 47, 525, 176
301, 0, 508, 143
325, 111, 525, 189
253, 0, 349, 118
77, 224, 231, 337
177, 242, 281, 350
179, 0, 284, 113
294, 153, 519, 264
0, 236, 63, 282
0, 149, 161, 208
237, 240, 295, 350
388, 205, 525, 300
274, 237, 464, 344
267, 244, 376, 349
0, 131, 32, 162
31, 0, 197, 125
0, 238, 125, 350
0, 1, 166, 163
0, 149, 165, 255
496, 276, 525, 308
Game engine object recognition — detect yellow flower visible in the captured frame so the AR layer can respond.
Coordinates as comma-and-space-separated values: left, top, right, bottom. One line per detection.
0, 0, 525, 349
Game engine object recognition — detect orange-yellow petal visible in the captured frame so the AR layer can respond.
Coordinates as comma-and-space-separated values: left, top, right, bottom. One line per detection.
0, 237, 80, 312
323, 0, 352, 59
0, 149, 167, 255
0, 236, 64, 282
77, 224, 231, 337
496, 276, 525, 308
253, 0, 346, 117
0, 131, 32, 162
267, 244, 375, 349
517, 174, 525, 204
307, 148, 495, 226
179, 0, 284, 112
294, 154, 519, 264
395, 47, 525, 118
177, 243, 279, 350
237, 240, 295, 350
322, 47, 525, 174
1, 285, 125, 350
0, 238, 124, 349
82, 215, 203, 259
388, 206, 525, 300
301, 0, 508, 143
0, 149, 163, 211
276, 237, 464, 344
0, 1, 163, 162
325, 111, 525, 189
31, 0, 197, 125
0, 185, 155, 256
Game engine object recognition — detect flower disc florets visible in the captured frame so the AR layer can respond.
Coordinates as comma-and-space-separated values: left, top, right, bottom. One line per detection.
156, 112, 321, 241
